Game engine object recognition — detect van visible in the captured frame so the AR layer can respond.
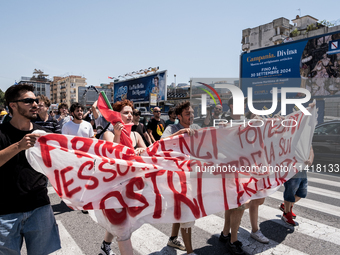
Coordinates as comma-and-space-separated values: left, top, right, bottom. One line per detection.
136, 107, 147, 113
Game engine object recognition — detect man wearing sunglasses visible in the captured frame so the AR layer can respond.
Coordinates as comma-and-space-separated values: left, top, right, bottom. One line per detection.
0, 84, 61, 255
132, 109, 152, 147
147, 107, 165, 143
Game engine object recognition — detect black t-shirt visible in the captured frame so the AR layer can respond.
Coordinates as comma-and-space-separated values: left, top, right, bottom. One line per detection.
0, 122, 50, 215
147, 118, 165, 141
132, 123, 149, 147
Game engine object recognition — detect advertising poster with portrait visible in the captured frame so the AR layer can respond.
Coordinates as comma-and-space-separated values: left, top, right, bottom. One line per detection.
241, 30, 340, 100
114, 71, 167, 103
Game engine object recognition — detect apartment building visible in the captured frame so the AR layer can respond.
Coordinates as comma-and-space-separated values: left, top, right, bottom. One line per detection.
50, 75, 87, 106
242, 15, 340, 52
19, 69, 51, 98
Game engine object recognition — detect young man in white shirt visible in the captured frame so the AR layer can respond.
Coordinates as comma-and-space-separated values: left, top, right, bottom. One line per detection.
62, 102, 95, 138
62, 102, 94, 214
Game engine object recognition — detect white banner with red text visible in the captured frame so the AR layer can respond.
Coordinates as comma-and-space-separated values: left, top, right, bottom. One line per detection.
26, 106, 317, 240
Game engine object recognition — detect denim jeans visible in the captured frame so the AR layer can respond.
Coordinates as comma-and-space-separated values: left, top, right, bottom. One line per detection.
0, 204, 61, 255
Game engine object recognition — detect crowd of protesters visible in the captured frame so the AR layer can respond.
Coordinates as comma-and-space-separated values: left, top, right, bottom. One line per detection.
0, 83, 314, 255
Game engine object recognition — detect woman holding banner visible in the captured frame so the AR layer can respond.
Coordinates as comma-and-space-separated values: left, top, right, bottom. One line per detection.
99, 99, 146, 255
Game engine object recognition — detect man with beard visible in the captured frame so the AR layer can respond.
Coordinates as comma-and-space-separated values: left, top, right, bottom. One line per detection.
62, 102, 95, 139
0, 84, 61, 254
202, 104, 227, 127
61, 102, 94, 214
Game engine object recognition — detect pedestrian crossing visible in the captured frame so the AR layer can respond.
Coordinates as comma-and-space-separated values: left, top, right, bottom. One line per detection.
22, 172, 340, 255
269, 191, 340, 217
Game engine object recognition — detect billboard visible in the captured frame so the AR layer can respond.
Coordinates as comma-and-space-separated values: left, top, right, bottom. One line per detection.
114, 71, 167, 103
241, 30, 340, 100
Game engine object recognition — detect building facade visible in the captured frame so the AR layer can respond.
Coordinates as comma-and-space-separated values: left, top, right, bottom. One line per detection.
241, 15, 340, 120
19, 69, 51, 98
242, 15, 340, 52
50, 75, 87, 106
78, 85, 113, 108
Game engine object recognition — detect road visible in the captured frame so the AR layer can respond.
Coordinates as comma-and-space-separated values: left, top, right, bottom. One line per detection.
21, 171, 340, 255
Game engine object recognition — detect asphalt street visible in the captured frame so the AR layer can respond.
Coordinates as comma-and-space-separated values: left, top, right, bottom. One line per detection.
21, 170, 340, 255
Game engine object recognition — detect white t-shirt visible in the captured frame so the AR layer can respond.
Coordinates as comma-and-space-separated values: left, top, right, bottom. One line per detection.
61, 120, 94, 138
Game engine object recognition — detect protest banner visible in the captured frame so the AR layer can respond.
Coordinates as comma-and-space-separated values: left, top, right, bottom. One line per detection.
26, 104, 317, 240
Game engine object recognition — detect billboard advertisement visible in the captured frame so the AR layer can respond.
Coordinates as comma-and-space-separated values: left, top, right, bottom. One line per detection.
241, 30, 340, 100
114, 71, 167, 103
250, 99, 325, 125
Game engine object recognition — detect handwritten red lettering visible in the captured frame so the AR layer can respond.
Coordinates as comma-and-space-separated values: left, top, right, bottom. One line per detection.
145, 170, 166, 219
98, 162, 117, 182
39, 134, 68, 168
167, 171, 200, 220
126, 177, 149, 217
60, 166, 81, 198
101, 191, 128, 225
71, 137, 93, 159
77, 161, 99, 190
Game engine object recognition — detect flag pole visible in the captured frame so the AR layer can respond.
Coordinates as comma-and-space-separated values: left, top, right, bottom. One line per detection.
100, 91, 113, 110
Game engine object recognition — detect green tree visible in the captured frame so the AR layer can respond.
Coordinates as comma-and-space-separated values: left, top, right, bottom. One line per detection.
0, 89, 5, 108
318, 20, 335, 27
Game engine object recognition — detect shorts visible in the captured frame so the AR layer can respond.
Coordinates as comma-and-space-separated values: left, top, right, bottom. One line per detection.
283, 170, 308, 202
180, 221, 195, 229
0, 204, 61, 255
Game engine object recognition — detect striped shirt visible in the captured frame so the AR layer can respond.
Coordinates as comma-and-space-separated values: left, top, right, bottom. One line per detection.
33, 115, 61, 133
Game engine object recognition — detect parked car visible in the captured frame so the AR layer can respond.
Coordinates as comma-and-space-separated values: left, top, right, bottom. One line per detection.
136, 107, 147, 113
312, 120, 340, 164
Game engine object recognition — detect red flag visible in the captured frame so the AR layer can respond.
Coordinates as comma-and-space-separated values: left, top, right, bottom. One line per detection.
97, 94, 133, 149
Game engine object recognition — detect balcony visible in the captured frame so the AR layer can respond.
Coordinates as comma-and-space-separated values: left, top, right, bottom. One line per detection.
242, 43, 250, 52
272, 34, 285, 44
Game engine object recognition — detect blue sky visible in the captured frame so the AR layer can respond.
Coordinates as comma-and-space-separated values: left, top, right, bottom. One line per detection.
0, 0, 339, 92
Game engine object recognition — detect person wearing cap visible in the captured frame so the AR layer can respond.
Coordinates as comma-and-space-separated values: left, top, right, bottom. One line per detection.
0, 109, 8, 124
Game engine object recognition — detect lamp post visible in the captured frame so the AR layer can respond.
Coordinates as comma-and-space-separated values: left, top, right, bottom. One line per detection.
174, 74, 177, 98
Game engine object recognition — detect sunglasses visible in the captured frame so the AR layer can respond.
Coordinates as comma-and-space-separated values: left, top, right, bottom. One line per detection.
133, 113, 141, 116
12, 98, 39, 104
153, 110, 161, 113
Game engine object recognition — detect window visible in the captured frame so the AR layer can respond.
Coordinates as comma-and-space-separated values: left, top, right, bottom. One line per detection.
315, 123, 340, 135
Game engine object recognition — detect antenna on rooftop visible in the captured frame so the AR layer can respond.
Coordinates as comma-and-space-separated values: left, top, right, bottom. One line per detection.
297, 8, 301, 17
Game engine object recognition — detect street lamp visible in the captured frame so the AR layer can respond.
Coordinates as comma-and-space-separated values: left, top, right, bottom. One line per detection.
174, 74, 177, 98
